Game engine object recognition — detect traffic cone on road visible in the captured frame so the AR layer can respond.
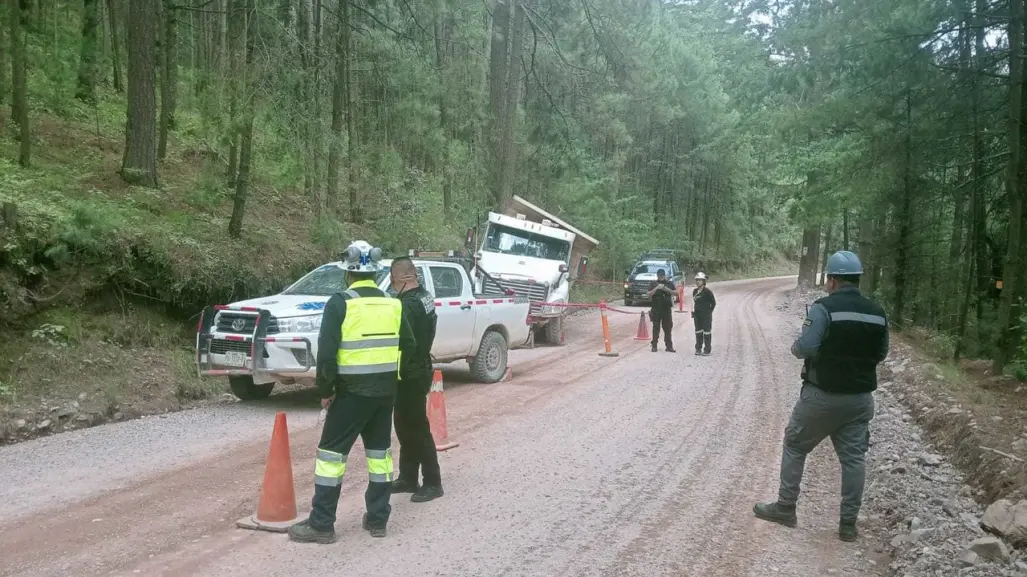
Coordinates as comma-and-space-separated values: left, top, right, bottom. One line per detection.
427, 370, 460, 452
635, 311, 650, 341
236, 412, 299, 533
675, 285, 687, 313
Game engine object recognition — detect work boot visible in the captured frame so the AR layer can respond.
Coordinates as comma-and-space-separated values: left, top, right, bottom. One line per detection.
390, 477, 419, 494
288, 519, 337, 544
666, 346, 676, 353
753, 502, 797, 528
411, 485, 444, 503
651, 344, 658, 352
694, 348, 702, 356
839, 520, 858, 542
702, 349, 711, 356
361, 513, 387, 538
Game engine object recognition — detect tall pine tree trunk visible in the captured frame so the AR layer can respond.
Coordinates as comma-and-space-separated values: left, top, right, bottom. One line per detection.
995, 0, 1027, 370
326, 0, 347, 213
106, 0, 123, 92
487, 0, 511, 208
157, 0, 177, 160
121, 0, 158, 186
10, 0, 29, 167
495, 0, 524, 208
228, 0, 256, 238
75, 0, 100, 102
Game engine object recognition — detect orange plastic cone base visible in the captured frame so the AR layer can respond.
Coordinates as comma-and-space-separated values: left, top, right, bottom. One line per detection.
676, 286, 687, 313
427, 370, 459, 452
635, 311, 650, 341
236, 411, 299, 532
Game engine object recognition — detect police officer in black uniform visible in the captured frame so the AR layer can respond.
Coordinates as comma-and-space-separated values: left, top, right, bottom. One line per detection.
646, 269, 676, 352
692, 272, 716, 355
754, 250, 889, 543
389, 257, 444, 502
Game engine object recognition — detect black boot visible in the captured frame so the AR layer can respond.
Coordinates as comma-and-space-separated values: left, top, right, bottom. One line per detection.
839, 520, 858, 542
411, 485, 444, 503
390, 478, 419, 494
753, 502, 797, 528
361, 513, 387, 538
288, 519, 337, 544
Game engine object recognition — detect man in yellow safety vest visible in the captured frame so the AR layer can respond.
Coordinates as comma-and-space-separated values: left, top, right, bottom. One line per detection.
289, 240, 416, 543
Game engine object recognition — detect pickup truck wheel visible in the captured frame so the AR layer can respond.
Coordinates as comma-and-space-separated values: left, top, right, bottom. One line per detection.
470, 330, 508, 383
229, 376, 275, 401
544, 315, 565, 346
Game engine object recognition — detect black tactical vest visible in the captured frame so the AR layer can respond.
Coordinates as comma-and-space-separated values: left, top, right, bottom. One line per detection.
803, 288, 888, 394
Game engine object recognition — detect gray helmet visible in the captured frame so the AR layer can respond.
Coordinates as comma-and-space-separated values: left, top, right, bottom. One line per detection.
825, 250, 863, 276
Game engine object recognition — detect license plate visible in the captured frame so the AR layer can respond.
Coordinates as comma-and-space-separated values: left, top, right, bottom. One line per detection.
224, 351, 248, 368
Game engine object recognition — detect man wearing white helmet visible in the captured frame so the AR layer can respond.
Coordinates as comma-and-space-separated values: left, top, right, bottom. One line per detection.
691, 272, 716, 355
290, 240, 416, 543
754, 250, 889, 543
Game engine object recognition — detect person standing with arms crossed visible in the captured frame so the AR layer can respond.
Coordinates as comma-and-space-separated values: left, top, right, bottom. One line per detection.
646, 269, 676, 352
692, 272, 716, 355
389, 257, 444, 502
289, 240, 416, 544
753, 250, 888, 542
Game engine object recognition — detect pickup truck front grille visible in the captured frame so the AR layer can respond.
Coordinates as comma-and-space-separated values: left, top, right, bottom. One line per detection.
210, 339, 253, 355
483, 279, 549, 303
216, 313, 280, 335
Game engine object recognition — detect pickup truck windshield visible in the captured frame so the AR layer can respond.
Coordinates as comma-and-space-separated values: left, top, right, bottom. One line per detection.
485, 223, 570, 261
282, 265, 391, 296
633, 264, 669, 274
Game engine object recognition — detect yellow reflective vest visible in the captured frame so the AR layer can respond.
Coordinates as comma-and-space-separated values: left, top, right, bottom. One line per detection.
336, 280, 403, 392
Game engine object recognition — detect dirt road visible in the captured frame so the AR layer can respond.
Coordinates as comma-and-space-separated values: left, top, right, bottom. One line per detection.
0, 277, 870, 577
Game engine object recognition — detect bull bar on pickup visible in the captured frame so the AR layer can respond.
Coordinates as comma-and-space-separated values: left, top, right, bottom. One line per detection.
195, 304, 314, 377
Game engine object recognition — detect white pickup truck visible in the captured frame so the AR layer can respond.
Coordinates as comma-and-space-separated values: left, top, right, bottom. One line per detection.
196, 259, 533, 400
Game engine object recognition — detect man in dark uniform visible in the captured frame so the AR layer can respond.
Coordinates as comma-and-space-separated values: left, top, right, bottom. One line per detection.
646, 269, 676, 352
754, 250, 889, 542
389, 257, 444, 503
289, 240, 417, 544
692, 272, 716, 355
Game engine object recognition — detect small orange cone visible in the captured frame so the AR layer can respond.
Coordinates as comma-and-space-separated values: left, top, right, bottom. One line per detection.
500, 366, 513, 382
427, 370, 459, 451
236, 412, 299, 532
675, 285, 687, 313
635, 311, 651, 341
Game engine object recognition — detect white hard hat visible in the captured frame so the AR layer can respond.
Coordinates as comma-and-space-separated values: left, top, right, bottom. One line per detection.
695, 272, 707, 281
341, 240, 383, 273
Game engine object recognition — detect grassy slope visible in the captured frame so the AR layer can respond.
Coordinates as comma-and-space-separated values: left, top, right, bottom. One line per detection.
0, 53, 344, 439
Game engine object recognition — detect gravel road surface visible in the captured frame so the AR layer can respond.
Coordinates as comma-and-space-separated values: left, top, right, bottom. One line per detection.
0, 277, 869, 577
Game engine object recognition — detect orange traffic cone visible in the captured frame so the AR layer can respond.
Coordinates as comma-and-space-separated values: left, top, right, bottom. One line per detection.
427, 370, 460, 452
500, 366, 513, 382
236, 412, 299, 532
635, 311, 651, 341
675, 285, 687, 313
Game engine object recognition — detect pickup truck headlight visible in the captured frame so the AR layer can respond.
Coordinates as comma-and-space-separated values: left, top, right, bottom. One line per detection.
276, 315, 322, 334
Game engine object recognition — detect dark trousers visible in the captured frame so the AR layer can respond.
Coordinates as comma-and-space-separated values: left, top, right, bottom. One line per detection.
694, 311, 712, 352
395, 375, 442, 487
651, 309, 673, 348
309, 392, 394, 531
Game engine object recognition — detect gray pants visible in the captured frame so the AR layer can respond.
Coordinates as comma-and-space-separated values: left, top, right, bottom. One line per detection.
777, 384, 875, 522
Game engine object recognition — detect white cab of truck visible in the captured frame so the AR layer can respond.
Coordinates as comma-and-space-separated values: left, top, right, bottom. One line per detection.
472, 195, 599, 346
196, 258, 532, 401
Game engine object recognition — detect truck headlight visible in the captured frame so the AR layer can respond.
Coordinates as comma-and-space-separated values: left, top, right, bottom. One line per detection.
277, 315, 322, 334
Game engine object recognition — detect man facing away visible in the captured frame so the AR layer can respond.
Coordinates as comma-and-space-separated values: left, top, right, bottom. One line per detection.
646, 268, 676, 352
753, 250, 889, 542
289, 240, 416, 543
389, 257, 444, 502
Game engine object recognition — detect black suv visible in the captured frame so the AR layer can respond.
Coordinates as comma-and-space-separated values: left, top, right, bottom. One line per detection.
623, 250, 684, 306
